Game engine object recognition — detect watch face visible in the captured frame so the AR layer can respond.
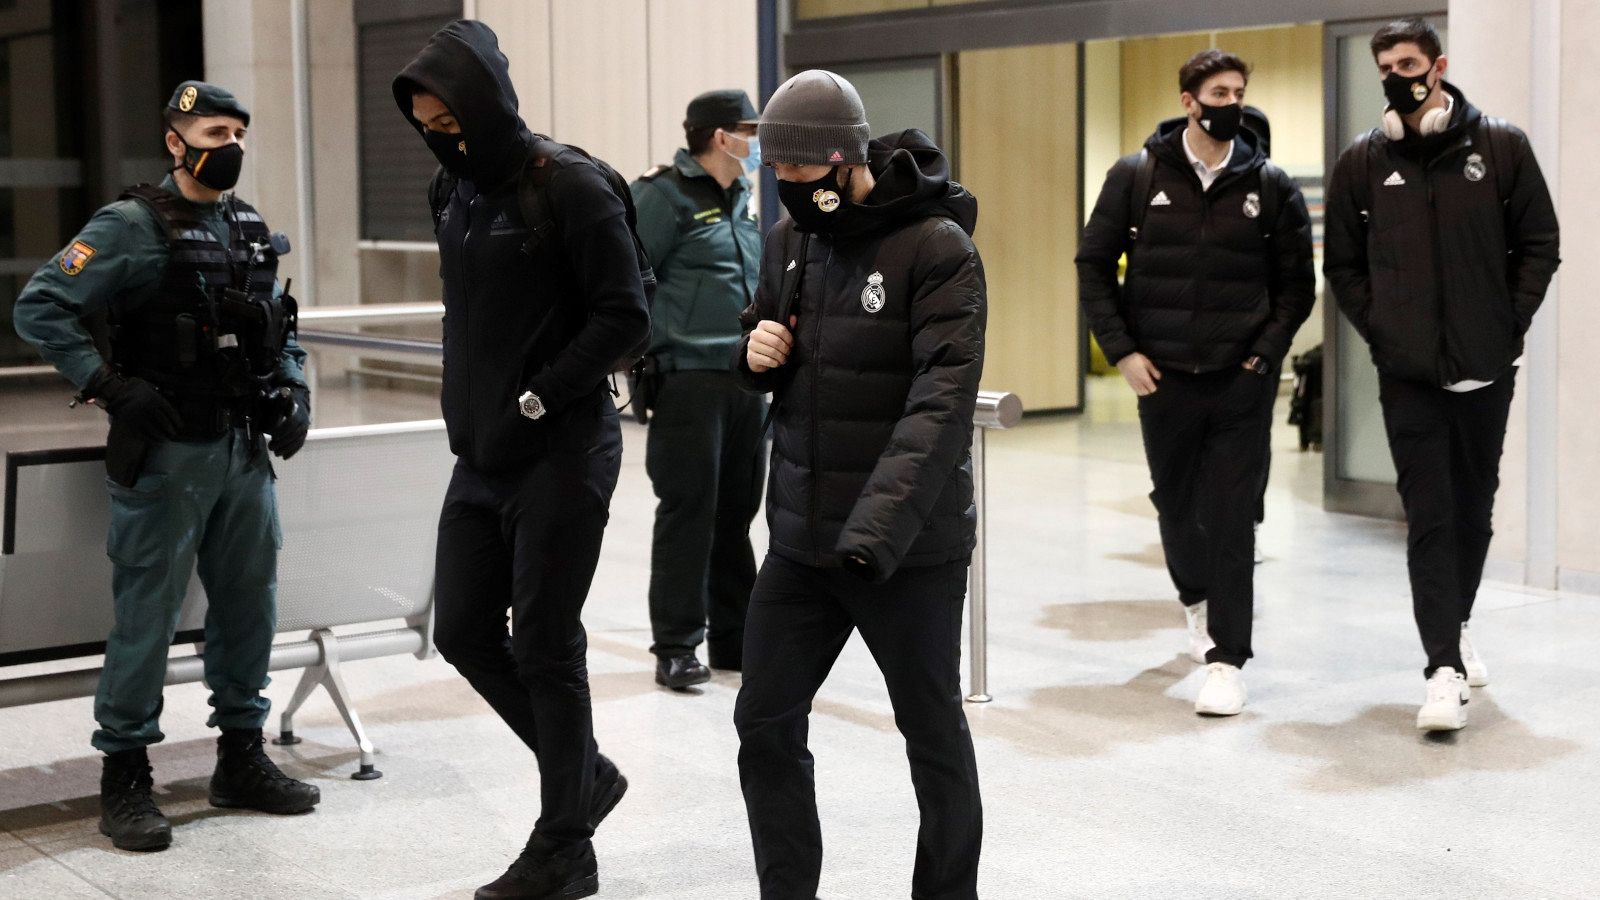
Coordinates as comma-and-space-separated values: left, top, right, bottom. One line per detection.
520, 393, 544, 419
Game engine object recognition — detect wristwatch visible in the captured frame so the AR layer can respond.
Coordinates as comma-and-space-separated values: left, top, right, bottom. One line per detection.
517, 390, 546, 420
1244, 355, 1270, 376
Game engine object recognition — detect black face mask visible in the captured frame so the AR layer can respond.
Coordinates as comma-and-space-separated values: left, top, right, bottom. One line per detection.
423, 129, 470, 179
1194, 102, 1244, 143
1383, 69, 1435, 115
171, 129, 243, 192
777, 166, 850, 234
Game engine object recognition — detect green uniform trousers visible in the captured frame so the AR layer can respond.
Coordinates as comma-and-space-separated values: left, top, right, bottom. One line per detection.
92, 428, 281, 754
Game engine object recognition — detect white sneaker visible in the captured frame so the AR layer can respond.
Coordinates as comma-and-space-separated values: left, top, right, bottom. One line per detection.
1195, 662, 1246, 716
1460, 624, 1489, 687
1417, 667, 1470, 732
1183, 602, 1215, 664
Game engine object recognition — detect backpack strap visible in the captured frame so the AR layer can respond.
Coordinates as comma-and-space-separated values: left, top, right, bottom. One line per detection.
1351, 130, 1375, 229
1128, 148, 1156, 247
1256, 159, 1281, 242
1479, 115, 1515, 206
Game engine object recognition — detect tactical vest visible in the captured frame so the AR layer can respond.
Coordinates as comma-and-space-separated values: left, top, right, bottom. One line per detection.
112, 185, 293, 431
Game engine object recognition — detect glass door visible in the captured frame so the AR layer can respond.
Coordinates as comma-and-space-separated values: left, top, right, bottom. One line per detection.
1320, 16, 1446, 518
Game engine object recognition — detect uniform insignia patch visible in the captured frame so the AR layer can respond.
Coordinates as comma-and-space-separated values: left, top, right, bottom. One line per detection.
179, 85, 198, 112
1242, 191, 1261, 219
861, 271, 886, 313
60, 241, 96, 276
1464, 153, 1486, 183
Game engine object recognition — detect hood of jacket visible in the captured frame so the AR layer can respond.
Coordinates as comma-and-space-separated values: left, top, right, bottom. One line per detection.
1146, 115, 1267, 179
832, 128, 977, 238
392, 19, 532, 189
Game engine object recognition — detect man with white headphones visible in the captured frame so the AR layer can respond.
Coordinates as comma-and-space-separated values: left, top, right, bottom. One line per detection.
1325, 18, 1560, 733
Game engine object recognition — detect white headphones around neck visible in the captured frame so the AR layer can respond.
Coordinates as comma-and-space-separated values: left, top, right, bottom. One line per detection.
1382, 92, 1453, 141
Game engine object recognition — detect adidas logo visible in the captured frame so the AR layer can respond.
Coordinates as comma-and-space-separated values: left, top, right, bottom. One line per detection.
1150, 191, 1172, 207
786, 259, 796, 271
828, 150, 844, 163
1383, 171, 1406, 186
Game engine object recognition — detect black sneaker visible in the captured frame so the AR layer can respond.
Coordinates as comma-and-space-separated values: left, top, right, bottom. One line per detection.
654, 654, 711, 690
209, 728, 321, 814
98, 748, 172, 852
475, 835, 598, 900
590, 754, 627, 829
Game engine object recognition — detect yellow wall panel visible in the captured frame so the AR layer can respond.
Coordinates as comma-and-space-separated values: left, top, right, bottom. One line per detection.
1119, 32, 1209, 153
956, 42, 1080, 411
1221, 24, 1324, 176
796, 0, 926, 19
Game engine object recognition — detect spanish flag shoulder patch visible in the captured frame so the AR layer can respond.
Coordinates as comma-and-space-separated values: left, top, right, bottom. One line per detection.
60, 241, 97, 276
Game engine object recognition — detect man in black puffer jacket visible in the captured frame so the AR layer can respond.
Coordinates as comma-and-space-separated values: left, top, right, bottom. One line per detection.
1325, 20, 1559, 733
394, 21, 647, 900
732, 70, 986, 899
1077, 50, 1315, 718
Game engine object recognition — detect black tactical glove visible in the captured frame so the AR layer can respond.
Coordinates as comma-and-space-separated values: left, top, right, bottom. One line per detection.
83, 365, 182, 442
266, 383, 311, 460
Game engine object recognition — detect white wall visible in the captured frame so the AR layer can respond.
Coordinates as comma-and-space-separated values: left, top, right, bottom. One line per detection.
1450, 0, 1598, 594
478, 0, 759, 181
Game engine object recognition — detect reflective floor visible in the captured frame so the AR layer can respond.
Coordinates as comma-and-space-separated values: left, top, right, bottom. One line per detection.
1, 376, 1597, 898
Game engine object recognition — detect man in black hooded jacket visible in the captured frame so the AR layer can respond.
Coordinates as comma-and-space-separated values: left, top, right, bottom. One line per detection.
1324, 19, 1559, 733
733, 69, 986, 900
393, 21, 649, 900
1077, 50, 1315, 717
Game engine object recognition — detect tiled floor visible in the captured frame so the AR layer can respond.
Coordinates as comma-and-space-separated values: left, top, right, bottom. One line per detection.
2, 376, 1597, 898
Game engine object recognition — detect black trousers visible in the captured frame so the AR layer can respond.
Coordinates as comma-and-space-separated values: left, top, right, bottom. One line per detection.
1379, 374, 1514, 677
1137, 367, 1277, 668
646, 370, 766, 662
432, 414, 623, 845
734, 554, 982, 900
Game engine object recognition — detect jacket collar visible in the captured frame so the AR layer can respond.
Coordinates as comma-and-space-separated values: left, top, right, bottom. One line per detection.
674, 147, 749, 191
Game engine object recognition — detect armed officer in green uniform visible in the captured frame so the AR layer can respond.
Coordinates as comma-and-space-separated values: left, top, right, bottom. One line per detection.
630, 90, 767, 690
12, 81, 319, 852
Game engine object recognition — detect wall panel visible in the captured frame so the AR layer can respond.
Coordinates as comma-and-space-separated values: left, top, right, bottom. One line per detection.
646, 0, 761, 172
549, 0, 650, 176
957, 42, 1080, 410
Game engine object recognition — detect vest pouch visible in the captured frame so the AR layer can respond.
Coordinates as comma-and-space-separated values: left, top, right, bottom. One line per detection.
174, 314, 199, 369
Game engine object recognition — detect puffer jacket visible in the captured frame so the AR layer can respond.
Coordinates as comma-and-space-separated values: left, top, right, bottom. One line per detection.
1077, 120, 1315, 372
734, 129, 986, 582
1324, 83, 1560, 386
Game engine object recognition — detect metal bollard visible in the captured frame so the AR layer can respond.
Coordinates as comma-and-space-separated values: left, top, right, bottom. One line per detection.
967, 390, 1023, 703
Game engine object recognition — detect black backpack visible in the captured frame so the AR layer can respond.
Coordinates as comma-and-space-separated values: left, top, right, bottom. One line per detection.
427, 136, 656, 372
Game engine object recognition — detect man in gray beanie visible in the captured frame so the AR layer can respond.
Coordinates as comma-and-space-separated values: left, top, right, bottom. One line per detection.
731, 69, 987, 899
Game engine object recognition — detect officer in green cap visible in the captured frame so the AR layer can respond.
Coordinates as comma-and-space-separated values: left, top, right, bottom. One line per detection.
12, 79, 319, 852
629, 89, 767, 691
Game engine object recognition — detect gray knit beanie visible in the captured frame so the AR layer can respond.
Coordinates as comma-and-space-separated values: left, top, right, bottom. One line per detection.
758, 69, 870, 166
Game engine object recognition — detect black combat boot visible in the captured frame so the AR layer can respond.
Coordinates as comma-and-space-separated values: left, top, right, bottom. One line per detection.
590, 754, 628, 829
99, 747, 172, 852
208, 728, 321, 814
654, 653, 711, 690
475, 834, 598, 900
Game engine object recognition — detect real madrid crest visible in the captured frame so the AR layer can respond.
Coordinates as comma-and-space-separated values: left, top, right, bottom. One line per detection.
1464, 152, 1486, 183
861, 271, 886, 314
1243, 191, 1261, 219
813, 189, 841, 213
179, 85, 199, 112
1411, 82, 1428, 103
